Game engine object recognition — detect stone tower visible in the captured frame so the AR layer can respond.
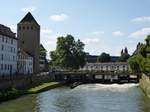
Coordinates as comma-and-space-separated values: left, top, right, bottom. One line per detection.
17, 12, 40, 73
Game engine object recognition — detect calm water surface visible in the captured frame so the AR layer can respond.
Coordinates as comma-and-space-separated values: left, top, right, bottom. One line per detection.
0, 84, 150, 112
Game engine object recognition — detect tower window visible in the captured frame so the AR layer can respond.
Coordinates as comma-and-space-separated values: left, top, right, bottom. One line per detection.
19, 26, 21, 30
31, 26, 33, 30
27, 26, 29, 30
23, 26, 25, 30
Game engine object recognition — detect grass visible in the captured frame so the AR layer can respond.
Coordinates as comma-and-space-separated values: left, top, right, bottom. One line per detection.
0, 81, 63, 102
27, 82, 61, 94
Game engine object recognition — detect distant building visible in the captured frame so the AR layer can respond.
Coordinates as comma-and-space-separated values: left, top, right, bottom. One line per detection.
0, 24, 17, 75
17, 12, 40, 73
86, 54, 98, 63
39, 44, 49, 72
17, 49, 33, 74
81, 62, 128, 72
86, 53, 120, 63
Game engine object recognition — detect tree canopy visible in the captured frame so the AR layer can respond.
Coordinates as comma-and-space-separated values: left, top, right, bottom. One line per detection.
97, 52, 111, 62
128, 35, 150, 73
50, 34, 86, 69
40, 44, 47, 56
118, 47, 130, 62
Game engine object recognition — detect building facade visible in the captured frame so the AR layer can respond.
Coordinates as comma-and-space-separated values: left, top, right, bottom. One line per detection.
81, 62, 128, 72
0, 24, 17, 75
39, 44, 48, 72
17, 49, 33, 74
17, 12, 40, 73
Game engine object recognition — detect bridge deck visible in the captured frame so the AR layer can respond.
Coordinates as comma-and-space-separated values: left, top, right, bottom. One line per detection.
51, 70, 140, 84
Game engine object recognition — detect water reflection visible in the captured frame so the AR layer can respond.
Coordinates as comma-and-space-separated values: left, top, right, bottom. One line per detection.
0, 84, 150, 112
139, 94, 150, 112
0, 95, 36, 112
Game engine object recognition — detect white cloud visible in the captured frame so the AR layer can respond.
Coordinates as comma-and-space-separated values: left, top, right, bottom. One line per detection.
41, 35, 58, 59
7, 25, 17, 33
21, 6, 37, 12
131, 16, 150, 22
41, 28, 53, 34
129, 27, 150, 38
112, 31, 124, 37
83, 37, 100, 44
50, 13, 69, 22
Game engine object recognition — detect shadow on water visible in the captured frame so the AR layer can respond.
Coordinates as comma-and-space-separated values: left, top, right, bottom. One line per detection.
0, 84, 150, 112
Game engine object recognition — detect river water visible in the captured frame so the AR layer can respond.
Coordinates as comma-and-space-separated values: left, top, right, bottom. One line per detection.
0, 84, 150, 112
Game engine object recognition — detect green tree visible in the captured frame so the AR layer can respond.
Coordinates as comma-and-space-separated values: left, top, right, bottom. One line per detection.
145, 35, 150, 46
118, 53, 130, 62
124, 47, 128, 54
50, 34, 86, 69
121, 49, 124, 56
127, 35, 150, 73
139, 44, 147, 58
97, 52, 110, 62
128, 54, 145, 73
40, 44, 47, 56
119, 47, 130, 62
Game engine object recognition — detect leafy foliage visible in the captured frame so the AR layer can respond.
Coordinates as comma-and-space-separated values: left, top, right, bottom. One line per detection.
40, 44, 47, 56
97, 52, 111, 62
50, 34, 86, 69
118, 47, 130, 62
128, 35, 150, 73
128, 54, 145, 73
118, 53, 130, 62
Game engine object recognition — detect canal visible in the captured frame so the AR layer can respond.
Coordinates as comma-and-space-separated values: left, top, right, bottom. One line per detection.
0, 84, 150, 112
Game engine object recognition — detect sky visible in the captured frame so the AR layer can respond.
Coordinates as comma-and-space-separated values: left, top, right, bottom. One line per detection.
1, 0, 150, 58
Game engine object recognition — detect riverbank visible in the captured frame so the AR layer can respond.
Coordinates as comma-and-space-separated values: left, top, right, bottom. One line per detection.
139, 73, 150, 98
0, 81, 63, 102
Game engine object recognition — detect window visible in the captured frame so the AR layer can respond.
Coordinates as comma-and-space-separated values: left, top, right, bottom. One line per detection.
1, 54, 3, 60
11, 39, 13, 44
1, 64, 3, 70
19, 26, 21, 30
11, 47, 13, 52
117, 66, 119, 70
23, 26, 25, 30
1, 45, 4, 51
106, 66, 108, 70
27, 26, 29, 30
6, 37, 7, 43
31, 26, 33, 30
5, 64, 7, 70
2, 36, 4, 42
14, 48, 15, 53
13, 56, 15, 61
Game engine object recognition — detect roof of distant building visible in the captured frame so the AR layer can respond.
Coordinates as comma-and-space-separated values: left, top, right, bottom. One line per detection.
19, 12, 39, 26
0, 24, 17, 39
86, 54, 120, 63
86, 62, 128, 65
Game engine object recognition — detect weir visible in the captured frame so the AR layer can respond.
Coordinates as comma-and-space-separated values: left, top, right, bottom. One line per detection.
51, 71, 140, 84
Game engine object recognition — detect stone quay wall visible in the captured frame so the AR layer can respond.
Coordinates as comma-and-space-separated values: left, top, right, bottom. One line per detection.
140, 73, 150, 98
0, 73, 52, 90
